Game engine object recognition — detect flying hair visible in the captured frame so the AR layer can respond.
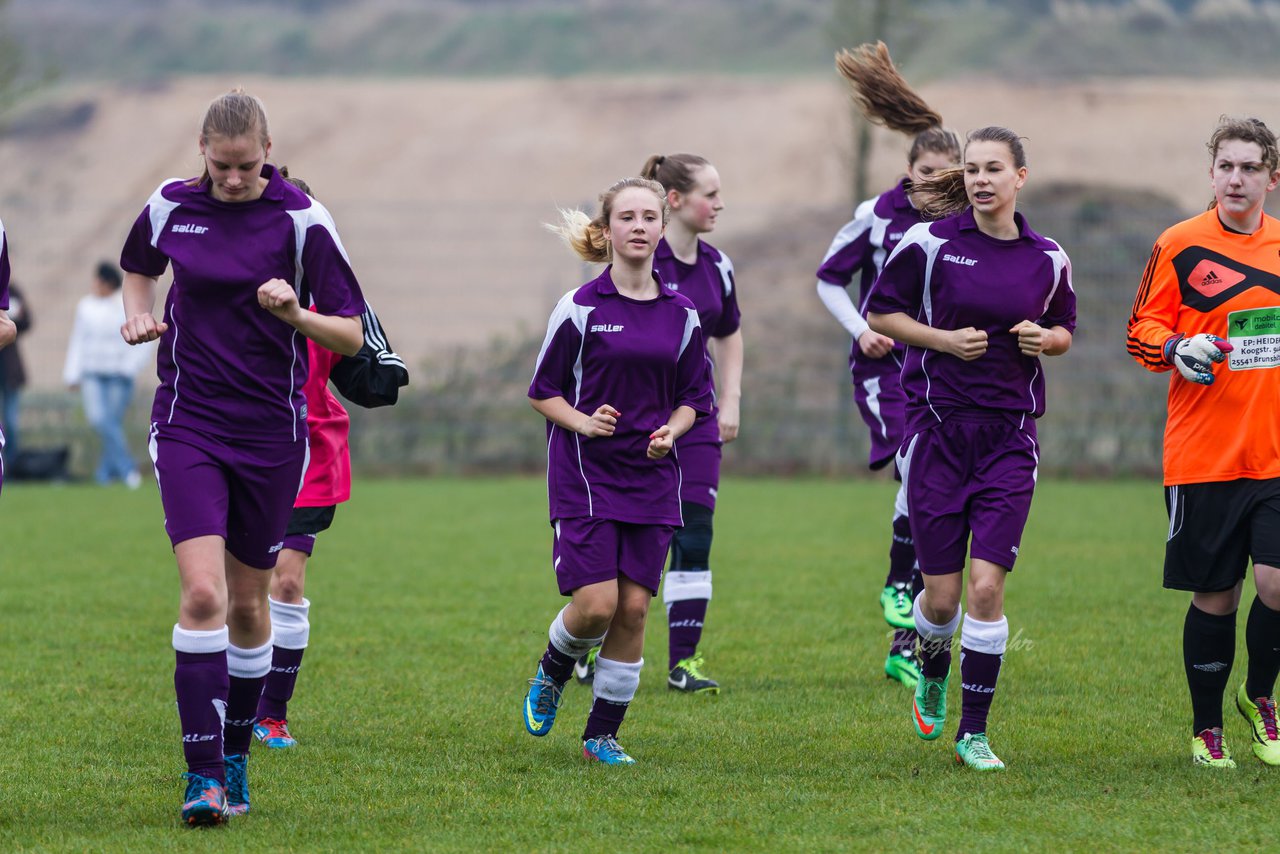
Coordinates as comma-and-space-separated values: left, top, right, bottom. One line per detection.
835, 42, 959, 166
545, 177, 668, 264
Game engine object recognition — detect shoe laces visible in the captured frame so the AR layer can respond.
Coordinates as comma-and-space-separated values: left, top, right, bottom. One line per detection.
962, 733, 997, 762
224, 756, 247, 795
1254, 696, 1279, 741
920, 677, 945, 717
183, 772, 220, 803
684, 653, 711, 677
1198, 727, 1227, 759
588, 735, 627, 760
529, 675, 563, 716
891, 583, 912, 610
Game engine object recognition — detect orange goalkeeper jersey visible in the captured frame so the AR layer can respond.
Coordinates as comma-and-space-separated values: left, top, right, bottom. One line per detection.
1128, 209, 1280, 486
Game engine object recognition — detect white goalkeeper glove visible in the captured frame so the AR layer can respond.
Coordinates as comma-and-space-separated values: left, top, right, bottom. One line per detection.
1163, 333, 1234, 385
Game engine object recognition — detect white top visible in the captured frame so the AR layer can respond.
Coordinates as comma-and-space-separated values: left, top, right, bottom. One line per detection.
62, 292, 155, 384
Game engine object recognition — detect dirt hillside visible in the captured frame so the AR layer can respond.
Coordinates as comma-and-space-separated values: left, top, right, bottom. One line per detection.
1, 74, 1271, 388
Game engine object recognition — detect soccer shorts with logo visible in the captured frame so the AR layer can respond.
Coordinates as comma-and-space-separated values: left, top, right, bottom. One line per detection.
1164, 477, 1280, 592
149, 422, 309, 569
552, 516, 676, 595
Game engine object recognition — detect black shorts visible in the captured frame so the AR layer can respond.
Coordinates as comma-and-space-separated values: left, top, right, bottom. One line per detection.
1164, 478, 1280, 592
285, 505, 337, 538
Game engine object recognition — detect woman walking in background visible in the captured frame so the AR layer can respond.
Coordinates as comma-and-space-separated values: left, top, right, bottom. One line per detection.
64, 261, 154, 488
867, 126, 1076, 770
120, 89, 365, 823
523, 176, 713, 764
818, 41, 961, 689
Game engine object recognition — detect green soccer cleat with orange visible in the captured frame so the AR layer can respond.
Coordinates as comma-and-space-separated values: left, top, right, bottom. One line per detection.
912, 671, 948, 740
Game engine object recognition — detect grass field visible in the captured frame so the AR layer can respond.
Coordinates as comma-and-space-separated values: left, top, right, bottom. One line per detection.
0, 476, 1272, 851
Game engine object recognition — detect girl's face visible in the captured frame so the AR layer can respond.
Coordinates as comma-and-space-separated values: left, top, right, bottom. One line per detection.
200, 133, 271, 203
603, 187, 665, 263
907, 149, 958, 206
670, 165, 723, 235
1211, 138, 1279, 224
964, 140, 1026, 220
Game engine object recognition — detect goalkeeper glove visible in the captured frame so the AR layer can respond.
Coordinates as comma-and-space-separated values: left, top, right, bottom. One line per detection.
1163, 333, 1233, 385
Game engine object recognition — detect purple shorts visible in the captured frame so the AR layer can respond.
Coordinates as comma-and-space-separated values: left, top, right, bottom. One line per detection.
852, 355, 907, 471
149, 422, 309, 570
897, 412, 1038, 574
677, 412, 722, 510
552, 516, 675, 596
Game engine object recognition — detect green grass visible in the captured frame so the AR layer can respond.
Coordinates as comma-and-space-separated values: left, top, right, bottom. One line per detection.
0, 477, 1270, 851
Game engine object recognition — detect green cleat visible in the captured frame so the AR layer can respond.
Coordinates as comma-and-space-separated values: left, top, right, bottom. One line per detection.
912, 671, 948, 740
884, 649, 920, 689
1191, 727, 1236, 768
573, 647, 599, 685
669, 652, 720, 695
880, 583, 914, 629
954, 733, 1005, 771
1235, 683, 1280, 766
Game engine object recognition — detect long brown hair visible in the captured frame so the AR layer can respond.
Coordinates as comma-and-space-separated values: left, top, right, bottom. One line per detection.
546, 177, 668, 263
187, 88, 271, 188
835, 41, 959, 166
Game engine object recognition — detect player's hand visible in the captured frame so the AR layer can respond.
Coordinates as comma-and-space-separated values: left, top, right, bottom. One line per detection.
647, 425, 674, 459
1165, 333, 1233, 385
857, 329, 895, 359
257, 278, 302, 322
718, 398, 740, 444
1010, 320, 1049, 356
120, 312, 168, 344
580, 405, 619, 438
942, 327, 988, 361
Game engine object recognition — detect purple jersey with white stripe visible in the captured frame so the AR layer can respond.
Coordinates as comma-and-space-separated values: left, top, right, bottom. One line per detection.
120, 165, 366, 441
652, 237, 740, 497
529, 267, 714, 526
817, 179, 921, 373
865, 208, 1077, 435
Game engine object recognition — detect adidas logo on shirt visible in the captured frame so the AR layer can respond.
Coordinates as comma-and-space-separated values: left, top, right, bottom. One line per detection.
943, 253, 978, 266
171, 223, 209, 234
590, 324, 624, 333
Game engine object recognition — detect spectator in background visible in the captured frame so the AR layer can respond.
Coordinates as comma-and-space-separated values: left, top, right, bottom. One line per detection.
0, 280, 31, 464
63, 261, 154, 488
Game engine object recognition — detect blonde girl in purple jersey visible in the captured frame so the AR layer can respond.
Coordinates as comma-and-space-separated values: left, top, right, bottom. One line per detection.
867, 126, 1076, 771
523, 177, 714, 765
120, 89, 365, 824
574, 152, 743, 695
819, 42, 961, 690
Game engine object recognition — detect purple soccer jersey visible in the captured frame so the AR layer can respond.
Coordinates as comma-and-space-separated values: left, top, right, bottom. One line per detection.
817, 180, 923, 468
120, 165, 366, 441
529, 267, 715, 526
652, 237, 740, 507
865, 208, 1077, 436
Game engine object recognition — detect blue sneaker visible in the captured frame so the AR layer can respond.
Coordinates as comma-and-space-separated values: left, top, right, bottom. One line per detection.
582, 735, 636, 765
223, 754, 250, 816
523, 664, 564, 737
180, 772, 227, 826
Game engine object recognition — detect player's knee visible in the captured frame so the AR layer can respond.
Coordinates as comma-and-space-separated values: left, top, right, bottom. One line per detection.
226, 596, 268, 635
572, 593, 618, 631
613, 595, 650, 633
271, 565, 306, 603
180, 582, 226, 625
671, 503, 714, 571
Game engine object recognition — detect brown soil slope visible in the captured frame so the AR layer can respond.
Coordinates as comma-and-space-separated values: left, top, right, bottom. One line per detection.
1, 74, 1271, 388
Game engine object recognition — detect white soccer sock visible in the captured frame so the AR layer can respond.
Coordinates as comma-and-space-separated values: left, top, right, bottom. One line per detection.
269, 597, 311, 650
960, 614, 1009, 655
663, 570, 713, 605
227, 640, 274, 680
549, 606, 606, 658
913, 593, 960, 641
172, 624, 228, 654
593, 656, 643, 704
